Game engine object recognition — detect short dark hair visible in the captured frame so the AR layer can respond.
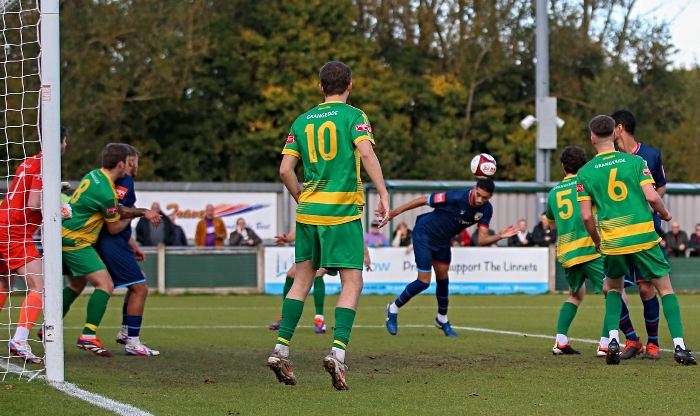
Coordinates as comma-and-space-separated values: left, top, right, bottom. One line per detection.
610, 110, 636, 135
125, 144, 140, 157
102, 143, 130, 169
61, 125, 68, 142
588, 115, 615, 139
476, 178, 495, 194
560, 146, 588, 175
319, 61, 352, 96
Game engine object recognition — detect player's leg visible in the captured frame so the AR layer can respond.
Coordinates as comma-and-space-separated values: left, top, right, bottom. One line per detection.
618, 264, 643, 359
602, 254, 629, 365
268, 222, 318, 385
433, 258, 457, 337
269, 264, 296, 330
122, 282, 158, 355
553, 264, 586, 355
637, 280, 661, 359
637, 247, 696, 365
321, 219, 364, 390
64, 247, 115, 356
386, 234, 431, 335
0, 271, 13, 313
12, 259, 43, 343
118, 290, 131, 343
313, 268, 329, 334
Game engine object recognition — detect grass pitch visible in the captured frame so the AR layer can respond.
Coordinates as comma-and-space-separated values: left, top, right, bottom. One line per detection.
3, 292, 700, 415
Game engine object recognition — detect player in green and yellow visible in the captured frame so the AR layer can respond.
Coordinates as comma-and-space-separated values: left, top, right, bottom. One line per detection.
62, 143, 161, 357
267, 61, 390, 390
577, 115, 695, 365
546, 146, 605, 356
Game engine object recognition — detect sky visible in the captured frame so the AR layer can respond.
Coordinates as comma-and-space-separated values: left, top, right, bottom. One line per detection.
633, 0, 700, 68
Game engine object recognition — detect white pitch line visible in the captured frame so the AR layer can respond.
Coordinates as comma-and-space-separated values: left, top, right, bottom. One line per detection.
0, 362, 153, 416
62, 324, 685, 354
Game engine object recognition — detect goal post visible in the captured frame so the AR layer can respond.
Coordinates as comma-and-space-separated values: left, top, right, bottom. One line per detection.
40, 0, 64, 383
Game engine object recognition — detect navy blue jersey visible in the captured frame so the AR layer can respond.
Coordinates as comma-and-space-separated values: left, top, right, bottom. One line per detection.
414, 190, 493, 244
99, 174, 136, 241
632, 143, 666, 189
632, 143, 666, 237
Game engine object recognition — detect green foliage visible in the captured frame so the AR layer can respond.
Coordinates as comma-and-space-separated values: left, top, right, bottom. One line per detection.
56, 0, 700, 182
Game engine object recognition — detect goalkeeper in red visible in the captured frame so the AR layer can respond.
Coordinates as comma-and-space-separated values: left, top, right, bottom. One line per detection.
577, 115, 695, 365
267, 61, 390, 390
0, 126, 68, 364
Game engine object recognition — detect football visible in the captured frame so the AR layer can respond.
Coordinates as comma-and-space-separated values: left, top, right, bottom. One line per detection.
470, 153, 497, 178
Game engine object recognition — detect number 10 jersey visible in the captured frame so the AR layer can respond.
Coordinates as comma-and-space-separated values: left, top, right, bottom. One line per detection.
282, 101, 375, 226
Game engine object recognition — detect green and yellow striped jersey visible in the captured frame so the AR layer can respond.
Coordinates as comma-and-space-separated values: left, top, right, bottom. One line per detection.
62, 169, 121, 251
576, 150, 659, 255
546, 175, 600, 267
282, 101, 375, 226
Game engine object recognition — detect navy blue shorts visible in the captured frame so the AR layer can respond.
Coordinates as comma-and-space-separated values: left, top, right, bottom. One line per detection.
412, 230, 451, 273
94, 234, 146, 289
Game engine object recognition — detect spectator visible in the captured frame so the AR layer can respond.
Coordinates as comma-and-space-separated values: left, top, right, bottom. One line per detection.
364, 220, 390, 247
665, 222, 689, 257
508, 219, 532, 247
194, 204, 227, 247
688, 224, 700, 257
452, 229, 472, 247
532, 212, 557, 247
169, 214, 188, 246
471, 228, 497, 247
392, 222, 413, 247
229, 217, 262, 246
135, 202, 175, 246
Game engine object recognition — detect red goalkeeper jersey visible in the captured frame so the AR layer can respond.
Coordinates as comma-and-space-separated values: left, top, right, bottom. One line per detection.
0, 153, 43, 234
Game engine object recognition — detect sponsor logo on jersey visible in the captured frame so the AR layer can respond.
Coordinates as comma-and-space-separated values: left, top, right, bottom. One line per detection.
115, 186, 128, 199
474, 212, 483, 221
355, 123, 373, 134
286, 134, 295, 144
434, 193, 446, 203
576, 184, 584, 193
642, 167, 651, 176
106, 207, 118, 215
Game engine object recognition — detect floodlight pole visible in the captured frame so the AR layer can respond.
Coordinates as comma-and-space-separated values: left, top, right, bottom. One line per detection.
535, 0, 551, 216
40, 0, 65, 383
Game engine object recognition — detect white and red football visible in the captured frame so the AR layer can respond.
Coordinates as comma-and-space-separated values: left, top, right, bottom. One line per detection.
470, 153, 497, 178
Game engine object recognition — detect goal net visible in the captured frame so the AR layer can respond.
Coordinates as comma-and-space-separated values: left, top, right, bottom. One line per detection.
0, 0, 62, 381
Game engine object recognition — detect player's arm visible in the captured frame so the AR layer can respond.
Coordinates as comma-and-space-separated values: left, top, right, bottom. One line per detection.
279, 154, 301, 203
579, 200, 600, 250
27, 189, 41, 212
642, 183, 671, 221
118, 206, 161, 225
545, 199, 557, 231
129, 237, 146, 261
387, 197, 428, 221
363, 242, 372, 271
478, 225, 518, 246
274, 227, 296, 245
357, 140, 390, 227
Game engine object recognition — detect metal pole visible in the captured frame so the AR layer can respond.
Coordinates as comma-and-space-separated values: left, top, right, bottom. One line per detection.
40, 0, 64, 383
535, 0, 550, 216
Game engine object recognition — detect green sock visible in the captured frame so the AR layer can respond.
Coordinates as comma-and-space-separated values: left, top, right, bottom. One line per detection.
601, 314, 608, 337
556, 301, 578, 335
661, 293, 684, 339
282, 276, 294, 301
277, 298, 305, 347
605, 291, 623, 334
313, 276, 325, 316
332, 307, 356, 351
82, 289, 110, 335
62, 287, 80, 318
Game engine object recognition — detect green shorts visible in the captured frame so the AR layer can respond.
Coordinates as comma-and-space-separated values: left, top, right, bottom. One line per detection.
604, 244, 671, 280
565, 257, 605, 293
62, 246, 106, 277
295, 219, 364, 270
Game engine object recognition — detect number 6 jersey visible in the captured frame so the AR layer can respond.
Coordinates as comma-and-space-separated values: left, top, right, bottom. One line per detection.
62, 168, 121, 250
281, 101, 375, 226
576, 150, 660, 255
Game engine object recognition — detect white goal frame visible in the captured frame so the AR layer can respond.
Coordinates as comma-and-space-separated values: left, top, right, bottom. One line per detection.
40, 0, 63, 383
